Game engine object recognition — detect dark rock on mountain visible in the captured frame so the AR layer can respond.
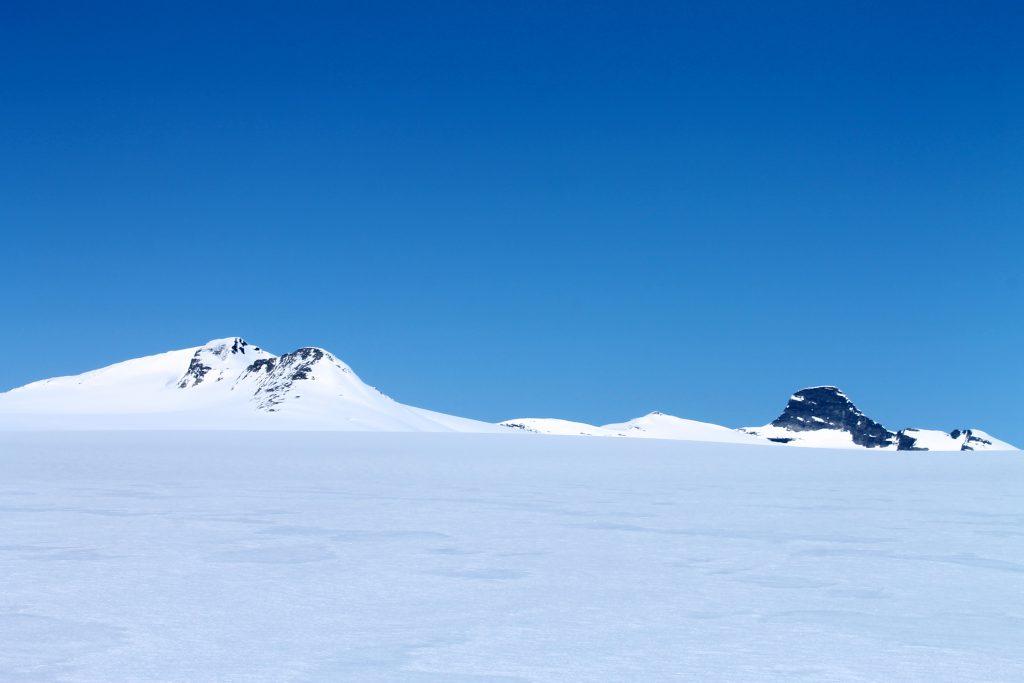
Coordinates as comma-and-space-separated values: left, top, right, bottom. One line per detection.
895, 430, 928, 451
250, 348, 339, 411
769, 386, 896, 449
953, 429, 994, 451
276, 348, 326, 381
244, 358, 277, 376
177, 355, 213, 389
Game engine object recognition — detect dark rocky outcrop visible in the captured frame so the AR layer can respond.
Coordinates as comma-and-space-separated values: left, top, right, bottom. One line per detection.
952, 429, 993, 451
770, 386, 897, 449
895, 430, 928, 451
250, 348, 334, 411
177, 355, 213, 388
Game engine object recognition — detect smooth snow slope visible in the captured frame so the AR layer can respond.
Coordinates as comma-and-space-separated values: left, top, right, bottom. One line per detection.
603, 411, 771, 444
0, 337, 501, 432
499, 417, 626, 437
2, 431, 1024, 682
500, 412, 772, 445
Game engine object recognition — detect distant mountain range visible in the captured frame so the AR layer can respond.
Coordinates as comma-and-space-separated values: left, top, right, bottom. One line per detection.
0, 338, 1016, 451
504, 385, 1014, 451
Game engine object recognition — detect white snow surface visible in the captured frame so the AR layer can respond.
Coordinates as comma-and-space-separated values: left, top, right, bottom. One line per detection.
899, 427, 1017, 452
740, 424, 870, 449
2, 431, 1024, 682
739, 424, 1018, 452
501, 413, 775, 445
603, 411, 772, 444
499, 418, 625, 437
0, 338, 502, 433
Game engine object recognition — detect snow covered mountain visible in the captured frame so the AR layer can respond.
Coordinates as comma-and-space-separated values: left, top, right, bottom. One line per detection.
501, 412, 770, 445
741, 386, 1017, 451
503, 387, 1016, 451
0, 337, 501, 432
740, 386, 896, 449
602, 412, 772, 444
1, 340, 1016, 449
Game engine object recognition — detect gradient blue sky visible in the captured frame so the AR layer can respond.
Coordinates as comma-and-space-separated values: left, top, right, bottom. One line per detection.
2, 1, 1022, 441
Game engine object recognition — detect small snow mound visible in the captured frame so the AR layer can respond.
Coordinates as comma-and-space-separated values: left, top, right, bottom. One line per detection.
498, 418, 620, 437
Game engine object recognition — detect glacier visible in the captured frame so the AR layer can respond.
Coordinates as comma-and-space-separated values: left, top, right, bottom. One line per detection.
2, 431, 1023, 682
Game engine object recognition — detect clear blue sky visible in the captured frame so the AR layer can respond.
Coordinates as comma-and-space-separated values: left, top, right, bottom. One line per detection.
2, 2, 1022, 441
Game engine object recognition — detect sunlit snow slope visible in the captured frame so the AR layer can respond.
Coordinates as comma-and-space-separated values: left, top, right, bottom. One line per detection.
0, 338, 500, 432
603, 412, 771, 445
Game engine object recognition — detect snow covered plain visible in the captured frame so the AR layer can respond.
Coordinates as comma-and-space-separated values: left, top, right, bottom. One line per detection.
2, 431, 1023, 682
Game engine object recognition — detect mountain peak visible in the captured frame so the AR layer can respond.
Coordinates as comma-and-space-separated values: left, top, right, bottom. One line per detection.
0, 337, 498, 433
178, 337, 272, 389
202, 337, 256, 353
769, 386, 895, 448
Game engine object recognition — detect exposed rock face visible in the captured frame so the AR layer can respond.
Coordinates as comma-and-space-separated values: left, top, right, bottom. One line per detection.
178, 354, 213, 388
769, 386, 896, 448
241, 358, 277, 377
244, 347, 365, 411
955, 429, 994, 451
274, 348, 327, 382
896, 430, 928, 451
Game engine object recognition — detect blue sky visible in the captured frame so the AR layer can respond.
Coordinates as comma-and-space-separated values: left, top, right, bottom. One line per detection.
2, 2, 1022, 441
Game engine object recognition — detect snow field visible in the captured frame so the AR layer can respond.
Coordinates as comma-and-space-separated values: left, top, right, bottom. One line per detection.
1, 432, 1023, 681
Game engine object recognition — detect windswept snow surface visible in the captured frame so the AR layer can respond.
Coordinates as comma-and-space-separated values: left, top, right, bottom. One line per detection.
3, 431, 1024, 682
